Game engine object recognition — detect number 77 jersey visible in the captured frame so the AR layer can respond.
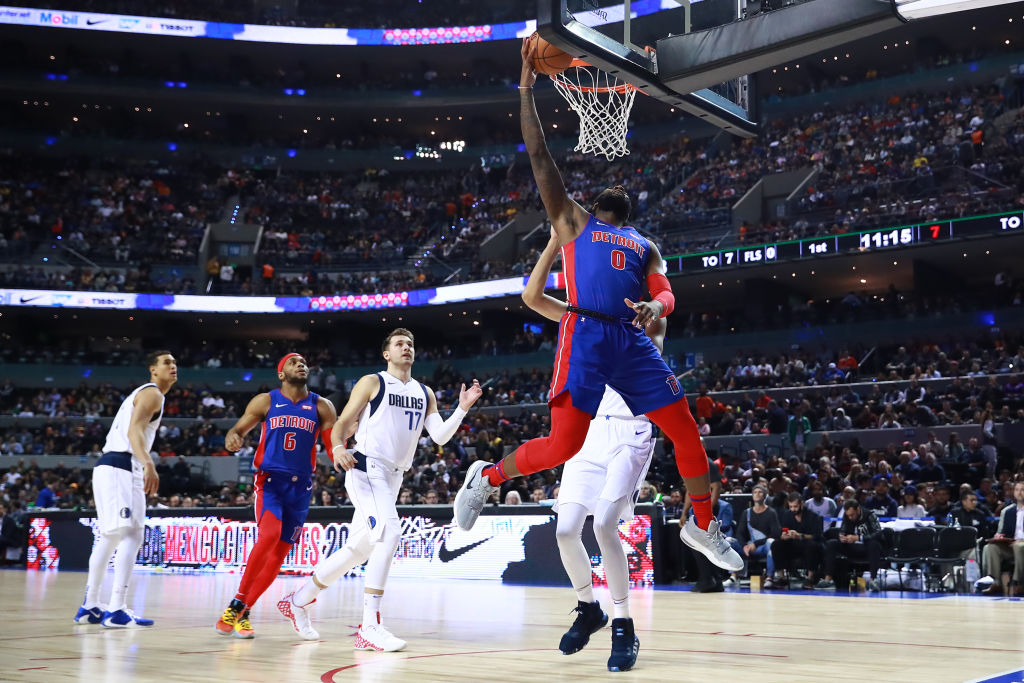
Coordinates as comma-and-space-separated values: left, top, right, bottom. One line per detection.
352, 371, 430, 471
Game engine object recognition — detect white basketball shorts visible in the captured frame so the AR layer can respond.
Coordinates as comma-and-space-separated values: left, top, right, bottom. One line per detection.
555, 416, 655, 521
93, 453, 146, 534
345, 454, 404, 544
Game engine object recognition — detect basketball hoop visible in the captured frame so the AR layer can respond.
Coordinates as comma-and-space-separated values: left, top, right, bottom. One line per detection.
550, 59, 639, 161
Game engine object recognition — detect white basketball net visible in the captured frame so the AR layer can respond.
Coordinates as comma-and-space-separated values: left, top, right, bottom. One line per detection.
551, 65, 637, 161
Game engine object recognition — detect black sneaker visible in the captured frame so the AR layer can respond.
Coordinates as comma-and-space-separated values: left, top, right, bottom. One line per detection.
691, 580, 724, 593
558, 601, 608, 655
607, 618, 639, 672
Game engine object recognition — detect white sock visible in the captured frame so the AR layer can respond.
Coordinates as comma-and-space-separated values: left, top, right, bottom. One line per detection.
575, 585, 595, 604
109, 526, 144, 610
612, 596, 630, 620
293, 577, 323, 607
85, 530, 123, 607
362, 593, 383, 627
555, 503, 595, 604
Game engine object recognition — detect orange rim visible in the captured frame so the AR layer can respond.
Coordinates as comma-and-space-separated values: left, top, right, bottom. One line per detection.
550, 61, 639, 95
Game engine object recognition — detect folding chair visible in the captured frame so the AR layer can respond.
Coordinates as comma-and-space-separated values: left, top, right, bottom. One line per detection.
928, 526, 978, 593
884, 527, 937, 592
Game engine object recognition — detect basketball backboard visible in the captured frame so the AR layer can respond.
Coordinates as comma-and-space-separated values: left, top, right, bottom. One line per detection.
538, 0, 1024, 138
538, 0, 761, 137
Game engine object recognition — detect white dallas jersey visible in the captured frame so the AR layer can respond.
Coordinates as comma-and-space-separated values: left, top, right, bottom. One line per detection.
353, 371, 429, 471
596, 386, 649, 423
102, 383, 165, 454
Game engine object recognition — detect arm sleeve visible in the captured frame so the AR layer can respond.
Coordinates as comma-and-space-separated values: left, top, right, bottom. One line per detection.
423, 406, 468, 446
646, 272, 675, 317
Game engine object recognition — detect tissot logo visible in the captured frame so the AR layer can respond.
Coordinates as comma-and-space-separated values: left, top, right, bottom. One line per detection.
89, 297, 126, 306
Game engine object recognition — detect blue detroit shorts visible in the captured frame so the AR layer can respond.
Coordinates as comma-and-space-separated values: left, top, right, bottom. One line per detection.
254, 470, 312, 543
550, 312, 684, 417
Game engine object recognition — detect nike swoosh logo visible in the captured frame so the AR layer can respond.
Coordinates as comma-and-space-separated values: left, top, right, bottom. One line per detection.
86, 19, 107, 25
20, 296, 41, 303
635, 429, 645, 435
438, 536, 490, 563
275, 403, 287, 407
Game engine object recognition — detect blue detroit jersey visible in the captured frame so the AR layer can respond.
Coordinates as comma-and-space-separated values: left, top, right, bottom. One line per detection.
562, 214, 650, 321
254, 389, 321, 477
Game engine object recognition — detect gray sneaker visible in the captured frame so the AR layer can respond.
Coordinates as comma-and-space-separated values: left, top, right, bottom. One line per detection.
679, 517, 744, 572
813, 578, 836, 590
454, 460, 497, 530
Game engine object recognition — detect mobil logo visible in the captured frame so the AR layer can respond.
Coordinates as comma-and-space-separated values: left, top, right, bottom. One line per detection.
40, 11, 78, 25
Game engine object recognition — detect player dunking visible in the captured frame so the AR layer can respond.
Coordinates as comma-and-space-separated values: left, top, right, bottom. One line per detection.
454, 39, 742, 575
214, 353, 337, 638
75, 350, 177, 628
277, 328, 482, 651
523, 228, 661, 672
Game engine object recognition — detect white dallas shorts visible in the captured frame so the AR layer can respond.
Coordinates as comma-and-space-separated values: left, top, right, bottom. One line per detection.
555, 416, 655, 521
92, 452, 146, 534
345, 454, 404, 544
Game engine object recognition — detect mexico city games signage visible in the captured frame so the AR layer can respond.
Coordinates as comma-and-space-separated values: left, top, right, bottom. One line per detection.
27, 510, 656, 586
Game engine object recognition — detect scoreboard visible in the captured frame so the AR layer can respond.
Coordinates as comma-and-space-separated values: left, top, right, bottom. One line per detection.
671, 211, 1024, 272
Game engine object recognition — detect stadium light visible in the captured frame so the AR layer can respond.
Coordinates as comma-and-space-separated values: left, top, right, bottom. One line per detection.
894, 0, 1022, 20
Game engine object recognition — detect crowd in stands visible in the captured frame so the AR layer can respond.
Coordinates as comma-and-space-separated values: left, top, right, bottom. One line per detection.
0, 157, 237, 270
3, 330, 1024, 519
650, 84, 1024, 254
4, 82, 1020, 299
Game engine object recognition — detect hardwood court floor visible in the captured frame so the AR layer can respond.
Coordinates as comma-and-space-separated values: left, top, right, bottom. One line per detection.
1, 569, 1023, 683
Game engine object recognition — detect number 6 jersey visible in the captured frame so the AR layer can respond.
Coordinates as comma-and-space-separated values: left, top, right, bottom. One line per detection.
352, 371, 430, 471
254, 388, 322, 477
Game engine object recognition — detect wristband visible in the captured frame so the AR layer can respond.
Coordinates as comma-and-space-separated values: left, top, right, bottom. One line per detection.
331, 445, 347, 453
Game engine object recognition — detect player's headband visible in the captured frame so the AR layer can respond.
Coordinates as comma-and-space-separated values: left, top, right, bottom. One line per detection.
277, 353, 304, 374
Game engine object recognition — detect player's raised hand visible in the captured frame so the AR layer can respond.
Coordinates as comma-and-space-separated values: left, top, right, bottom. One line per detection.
624, 297, 663, 328
225, 431, 243, 452
521, 36, 538, 89
459, 379, 484, 411
332, 445, 356, 472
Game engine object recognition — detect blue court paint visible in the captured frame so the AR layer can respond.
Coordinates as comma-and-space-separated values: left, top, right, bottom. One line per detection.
963, 669, 1024, 683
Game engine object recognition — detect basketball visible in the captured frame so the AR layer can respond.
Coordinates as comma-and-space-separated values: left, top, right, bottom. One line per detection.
529, 33, 573, 76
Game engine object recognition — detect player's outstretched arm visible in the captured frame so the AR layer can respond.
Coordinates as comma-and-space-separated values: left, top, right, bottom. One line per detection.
625, 241, 674, 328
330, 374, 378, 472
520, 37, 587, 245
225, 393, 270, 452
422, 381, 482, 446
128, 386, 164, 495
522, 226, 568, 323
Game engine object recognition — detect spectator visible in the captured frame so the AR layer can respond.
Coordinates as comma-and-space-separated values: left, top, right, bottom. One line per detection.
35, 477, 58, 508
927, 486, 955, 523
804, 480, 837, 529
981, 482, 1024, 596
0, 502, 23, 564
864, 480, 898, 518
816, 500, 886, 591
730, 485, 781, 586
952, 491, 992, 539
767, 492, 824, 589
896, 486, 927, 519
504, 490, 521, 505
